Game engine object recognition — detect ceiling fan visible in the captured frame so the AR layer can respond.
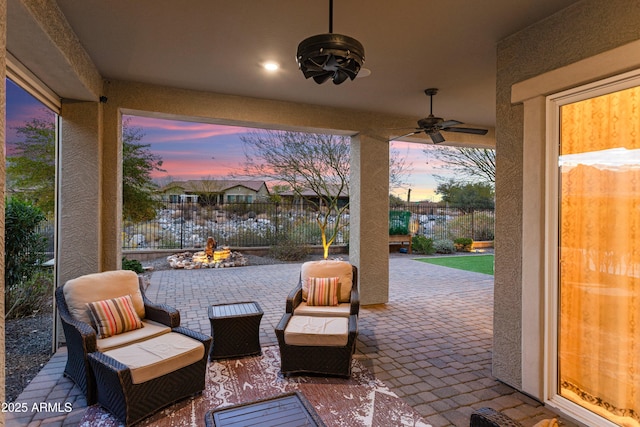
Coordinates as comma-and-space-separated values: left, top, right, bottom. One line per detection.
296, 0, 365, 85
392, 88, 489, 143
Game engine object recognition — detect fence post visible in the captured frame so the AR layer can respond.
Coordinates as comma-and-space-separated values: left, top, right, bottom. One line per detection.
275, 202, 280, 245
180, 199, 184, 249
472, 209, 476, 241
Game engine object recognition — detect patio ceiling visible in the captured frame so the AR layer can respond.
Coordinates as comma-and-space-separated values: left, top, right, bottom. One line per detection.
10, 0, 579, 132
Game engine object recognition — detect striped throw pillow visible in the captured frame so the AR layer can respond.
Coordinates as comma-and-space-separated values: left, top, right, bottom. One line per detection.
307, 277, 339, 306
87, 295, 144, 339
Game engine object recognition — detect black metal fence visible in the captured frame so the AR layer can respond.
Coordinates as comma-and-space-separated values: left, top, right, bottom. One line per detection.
120, 201, 494, 250
122, 201, 349, 250
35, 222, 55, 260
390, 203, 495, 242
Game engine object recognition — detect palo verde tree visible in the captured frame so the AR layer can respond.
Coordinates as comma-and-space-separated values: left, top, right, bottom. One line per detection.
122, 119, 166, 222
426, 146, 495, 185
191, 176, 226, 206
435, 179, 495, 213
7, 115, 164, 222
7, 116, 56, 216
240, 130, 410, 258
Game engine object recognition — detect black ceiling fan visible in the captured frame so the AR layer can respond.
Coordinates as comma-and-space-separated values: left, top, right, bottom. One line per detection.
296, 0, 365, 85
392, 88, 489, 143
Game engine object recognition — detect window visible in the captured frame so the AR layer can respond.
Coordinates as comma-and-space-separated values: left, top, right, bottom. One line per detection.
5, 75, 59, 353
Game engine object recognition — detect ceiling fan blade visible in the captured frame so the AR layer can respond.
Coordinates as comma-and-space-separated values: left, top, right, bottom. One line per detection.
312, 73, 333, 84
332, 70, 350, 85
440, 120, 463, 128
429, 131, 445, 144
390, 130, 423, 142
442, 126, 489, 135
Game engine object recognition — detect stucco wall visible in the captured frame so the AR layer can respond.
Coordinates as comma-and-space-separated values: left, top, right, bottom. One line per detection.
494, 0, 640, 387
59, 101, 103, 283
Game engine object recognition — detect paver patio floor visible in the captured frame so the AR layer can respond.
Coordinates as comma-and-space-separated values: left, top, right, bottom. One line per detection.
6, 255, 576, 426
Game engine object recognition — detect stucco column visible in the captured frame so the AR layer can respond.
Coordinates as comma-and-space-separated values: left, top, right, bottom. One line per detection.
101, 97, 122, 271
58, 101, 103, 284
349, 133, 389, 305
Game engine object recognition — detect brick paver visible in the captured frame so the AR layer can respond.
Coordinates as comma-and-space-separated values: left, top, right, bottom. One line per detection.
7, 255, 577, 426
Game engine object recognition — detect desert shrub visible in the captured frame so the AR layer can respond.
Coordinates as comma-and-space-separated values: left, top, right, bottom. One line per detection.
433, 239, 456, 254
269, 234, 310, 261
438, 212, 494, 241
224, 228, 273, 247
156, 234, 180, 249
412, 235, 435, 255
453, 237, 473, 252
198, 207, 218, 221
248, 203, 272, 216
122, 257, 144, 274
5, 198, 50, 318
223, 202, 251, 217
470, 212, 495, 241
290, 220, 323, 245
177, 207, 196, 221
5, 269, 53, 319
141, 222, 164, 244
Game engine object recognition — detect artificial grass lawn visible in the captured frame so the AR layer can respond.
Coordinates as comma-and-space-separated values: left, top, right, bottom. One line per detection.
416, 254, 494, 275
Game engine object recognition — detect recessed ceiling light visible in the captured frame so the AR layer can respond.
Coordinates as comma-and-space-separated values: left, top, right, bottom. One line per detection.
263, 61, 279, 72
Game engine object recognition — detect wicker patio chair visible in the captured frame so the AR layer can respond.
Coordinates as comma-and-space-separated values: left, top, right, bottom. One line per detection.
470, 407, 523, 427
278, 261, 359, 377
286, 260, 359, 317
56, 270, 211, 425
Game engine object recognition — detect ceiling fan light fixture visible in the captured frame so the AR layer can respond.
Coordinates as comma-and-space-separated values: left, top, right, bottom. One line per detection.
296, 33, 365, 85
296, 0, 365, 85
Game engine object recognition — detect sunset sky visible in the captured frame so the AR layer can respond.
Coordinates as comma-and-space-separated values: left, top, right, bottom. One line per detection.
7, 78, 450, 202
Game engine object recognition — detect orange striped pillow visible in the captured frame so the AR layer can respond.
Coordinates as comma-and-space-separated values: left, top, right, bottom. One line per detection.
307, 277, 339, 306
87, 295, 144, 339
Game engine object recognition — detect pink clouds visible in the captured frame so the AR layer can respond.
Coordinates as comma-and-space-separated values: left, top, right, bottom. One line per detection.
6, 80, 56, 155
390, 140, 456, 202
126, 115, 254, 144
157, 158, 240, 180
124, 115, 254, 181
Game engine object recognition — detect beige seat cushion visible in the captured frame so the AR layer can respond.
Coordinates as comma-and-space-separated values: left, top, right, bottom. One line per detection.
96, 320, 171, 352
301, 260, 353, 303
293, 302, 351, 318
284, 316, 348, 347
103, 332, 204, 384
63, 270, 145, 325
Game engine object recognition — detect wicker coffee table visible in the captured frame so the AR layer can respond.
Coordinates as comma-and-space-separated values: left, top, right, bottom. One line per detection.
204, 392, 325, 426
208, 301, 263, 360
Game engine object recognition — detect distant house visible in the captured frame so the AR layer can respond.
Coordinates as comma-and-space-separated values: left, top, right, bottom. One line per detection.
278, 185, 349, 209
160, 180, 270, 205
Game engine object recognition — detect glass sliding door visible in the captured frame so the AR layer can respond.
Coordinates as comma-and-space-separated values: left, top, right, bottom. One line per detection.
557, 83, 640, 427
